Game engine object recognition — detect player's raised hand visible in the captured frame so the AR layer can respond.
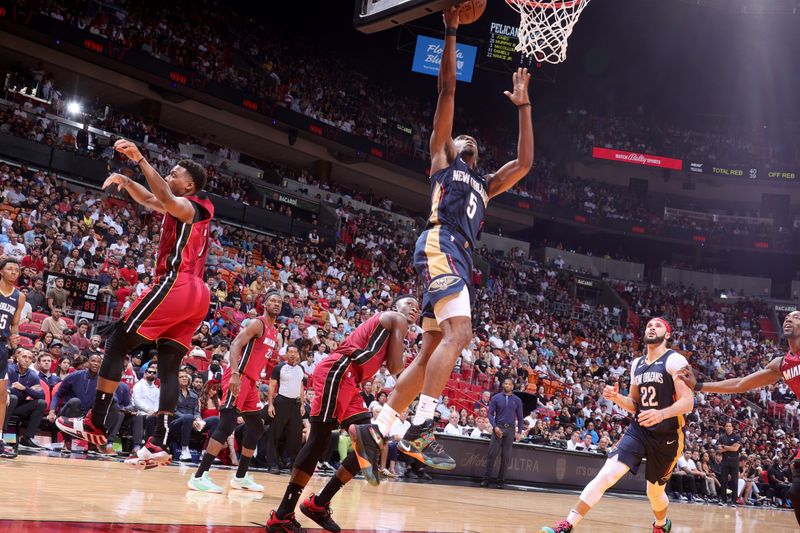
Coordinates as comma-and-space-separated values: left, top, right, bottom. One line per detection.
114, 139, 144, 162
602, 382, 619, 401
102, 173, 130, 192
504, 67, 531, 107
638, 409, 665, 428
443, 4, 460, 29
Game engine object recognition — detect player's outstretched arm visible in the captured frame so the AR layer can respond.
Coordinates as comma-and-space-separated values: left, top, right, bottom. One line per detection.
429, 6, 460, 174
227, 318, 265, 396
380, 311, 410, 375
677, 357, 782, 394
486, 68, 534, 200
103, 173, 165, 214
114, 139, 195, 224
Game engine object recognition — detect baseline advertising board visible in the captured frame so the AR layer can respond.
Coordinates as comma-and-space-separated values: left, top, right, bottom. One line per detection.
411, 35, 478, 83
591, 147, 682, 170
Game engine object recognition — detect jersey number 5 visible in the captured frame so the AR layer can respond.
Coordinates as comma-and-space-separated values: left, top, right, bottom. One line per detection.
639, 385, 658, 408
466, 193, 478, 220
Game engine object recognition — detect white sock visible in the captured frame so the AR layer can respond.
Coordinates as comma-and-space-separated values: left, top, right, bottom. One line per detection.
567, 509, 584, 527
654, 517, 666, 527
375, 404, 399, 437
412, 394, 438, 425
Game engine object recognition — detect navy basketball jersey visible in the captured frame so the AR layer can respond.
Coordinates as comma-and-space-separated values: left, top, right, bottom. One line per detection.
631, 349, 688, 433
0, 288, 20, 337
427, 156, 489, 247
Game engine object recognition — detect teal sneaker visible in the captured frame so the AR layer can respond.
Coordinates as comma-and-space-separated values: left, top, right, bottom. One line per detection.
187, 472, 224, 493
229, 473, 264, 491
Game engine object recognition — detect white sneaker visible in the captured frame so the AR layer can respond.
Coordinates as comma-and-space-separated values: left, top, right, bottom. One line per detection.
179, 449, 193, 462
187, 472, 224, 493
229, 474, 264, 491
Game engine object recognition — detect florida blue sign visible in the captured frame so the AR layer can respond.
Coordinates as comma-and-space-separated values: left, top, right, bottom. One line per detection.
412, 35, 477, 83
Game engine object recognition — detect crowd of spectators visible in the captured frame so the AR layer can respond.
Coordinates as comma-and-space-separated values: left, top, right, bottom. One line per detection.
0, 2, 798, 508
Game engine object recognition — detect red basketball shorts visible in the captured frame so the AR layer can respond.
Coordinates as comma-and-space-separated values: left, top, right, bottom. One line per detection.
310, 353, 368, 427
220, 368, 260, 413
121, 273, 210, 349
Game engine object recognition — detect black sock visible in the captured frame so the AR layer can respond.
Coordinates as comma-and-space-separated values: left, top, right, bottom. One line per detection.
276, 482, 304, 519
91, 390, 114, 428
152, 413, 174, 447
236, 454, 253, 478
315, 476, 344, 506
195, 449, 217, 478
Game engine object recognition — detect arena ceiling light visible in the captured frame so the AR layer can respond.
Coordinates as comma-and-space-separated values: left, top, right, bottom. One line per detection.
67, 101, 82, 115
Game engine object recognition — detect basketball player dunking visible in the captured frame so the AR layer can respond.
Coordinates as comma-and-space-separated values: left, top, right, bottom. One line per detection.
350, 5, 534, 476
188, 290, 282, 493
542, 318, 694, 533
57, 139, 213, 468
266, 296, 420, 533
0, 258, 25, 458
676, 310, 800, 526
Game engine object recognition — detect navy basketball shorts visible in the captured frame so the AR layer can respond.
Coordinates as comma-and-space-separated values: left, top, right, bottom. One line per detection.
413, 226, 473, 331
609, 421, 684, 485
0, 342, 8, 381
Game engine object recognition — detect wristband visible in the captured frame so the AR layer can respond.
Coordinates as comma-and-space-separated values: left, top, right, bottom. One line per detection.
135, 157, 145, 165
445, 27, 457, 36
693, 381, 703, 392
517, 103, 532, 109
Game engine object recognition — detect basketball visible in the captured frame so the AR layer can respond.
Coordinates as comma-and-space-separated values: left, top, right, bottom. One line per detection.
458, 0, 486, 25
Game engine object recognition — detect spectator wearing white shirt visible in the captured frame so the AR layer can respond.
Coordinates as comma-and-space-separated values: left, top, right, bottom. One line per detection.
132, 362, 160, 440
3, 233, 26, 259
443, 412, 462, 436
435, 395, 451, 421
383, 410, 412, 477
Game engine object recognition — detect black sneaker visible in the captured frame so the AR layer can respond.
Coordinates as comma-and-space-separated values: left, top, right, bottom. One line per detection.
397, 419, 455, 470
348, 423, 384, 486
268, 465, 281, 475
19, 436, 44, 451
265, 510, 304, 532
299, 494, 341, 533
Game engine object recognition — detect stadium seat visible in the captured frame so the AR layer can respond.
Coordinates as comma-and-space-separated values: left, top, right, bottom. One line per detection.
31, 312, 48, 323
17, 336, 34, 348
20, 323, 41, 335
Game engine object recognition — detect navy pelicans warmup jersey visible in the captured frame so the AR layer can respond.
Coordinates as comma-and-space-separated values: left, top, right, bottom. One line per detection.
0, 288, 20, 337
427, 156, 489, 247
631, 349, 689, 433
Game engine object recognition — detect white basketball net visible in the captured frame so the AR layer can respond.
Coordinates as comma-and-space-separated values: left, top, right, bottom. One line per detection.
505, 0, 591, 64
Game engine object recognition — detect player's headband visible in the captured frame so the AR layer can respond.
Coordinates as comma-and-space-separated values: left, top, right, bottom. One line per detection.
264, 289, 281, 300
652, 318, 671, 334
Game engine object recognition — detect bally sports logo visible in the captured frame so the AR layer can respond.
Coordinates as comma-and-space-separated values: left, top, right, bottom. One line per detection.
592, 147, 683, 171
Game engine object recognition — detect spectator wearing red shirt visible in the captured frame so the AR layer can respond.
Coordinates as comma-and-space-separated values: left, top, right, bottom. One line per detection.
119, 258, 138, 287
21, 248, 44, 273
69, 320, 91, 353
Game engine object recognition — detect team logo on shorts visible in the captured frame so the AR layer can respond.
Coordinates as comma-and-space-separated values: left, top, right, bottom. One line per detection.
428, 275, 462, 293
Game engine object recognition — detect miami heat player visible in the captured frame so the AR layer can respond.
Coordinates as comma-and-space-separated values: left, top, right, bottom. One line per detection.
678, 309, 800, 526
58, 139, 212, 468
266, 296, 420, 533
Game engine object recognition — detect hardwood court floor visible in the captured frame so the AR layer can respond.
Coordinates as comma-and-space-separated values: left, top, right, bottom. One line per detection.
1, 454, 797, 532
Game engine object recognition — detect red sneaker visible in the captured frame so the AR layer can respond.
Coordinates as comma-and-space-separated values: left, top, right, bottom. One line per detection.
56, 411, 107, 446
265, 510, 304, 532
124, 437, 172, 469
299, 494, 341, 532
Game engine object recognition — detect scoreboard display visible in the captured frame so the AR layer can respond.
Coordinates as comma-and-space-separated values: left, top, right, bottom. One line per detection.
44, 271, 101, 321
486, 21, 534, 66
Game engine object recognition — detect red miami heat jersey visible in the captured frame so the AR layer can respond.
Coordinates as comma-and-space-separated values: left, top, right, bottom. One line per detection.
237, 316, 279, 381
155, 195, 214, 279
781, 350, 800, 398
335, 312, 392, 381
